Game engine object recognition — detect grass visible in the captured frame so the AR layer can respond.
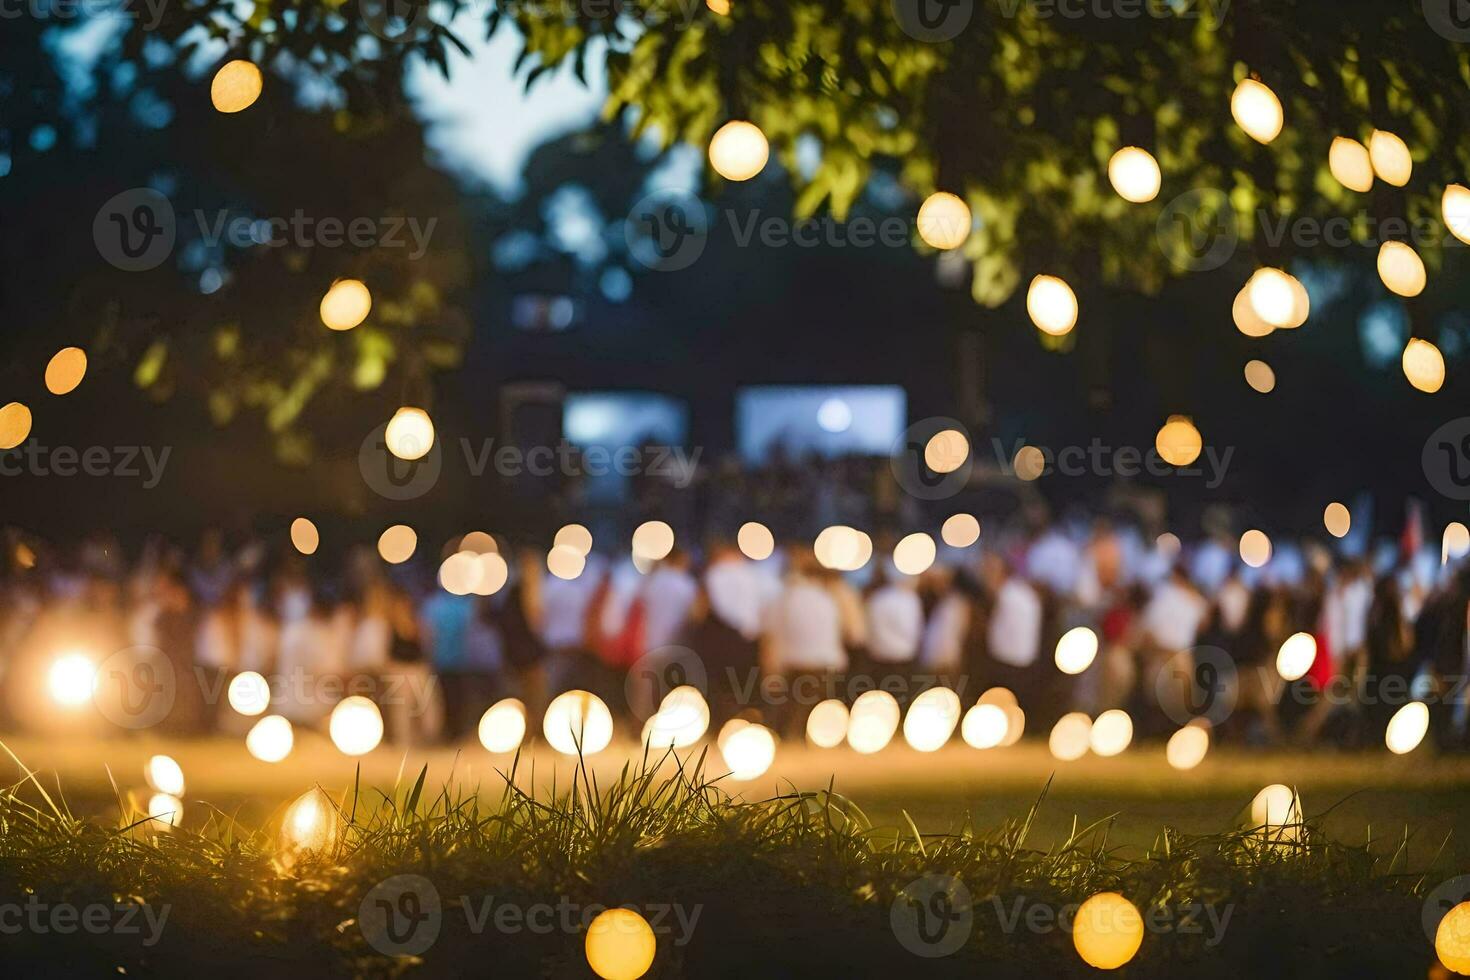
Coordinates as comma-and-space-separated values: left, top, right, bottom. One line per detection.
0, 742, 1457, 979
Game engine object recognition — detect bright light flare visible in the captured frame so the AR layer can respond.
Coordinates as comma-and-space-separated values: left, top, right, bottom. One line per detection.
1073, 892, 1144, 970
1230, 78, 1283, 144
1089, 709, 1134, 757
708, 120, 769, 181
542, 690, 614, 756
901, 687, 961, 752
1054, 626, 1098, 675
846, 690, 901, 754
145, 755, 185, 797
478, 698, 528, 754
1166, 723, 1210, 771
1107, 146, 1161, 203
329, 696, 384, 756
1049, 712, 1092, 761
805, 699, 850, 748
916, 191, 972, 249
1027, 275, 1078, 336
48, 653, 96, 707
246, 715, 294, 763
1275, 631, 1317, 681
961, 702, 1009, 749
1385, 701, 1429, 755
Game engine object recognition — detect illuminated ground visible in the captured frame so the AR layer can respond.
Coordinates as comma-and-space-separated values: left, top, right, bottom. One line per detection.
7, 733, 1470, 861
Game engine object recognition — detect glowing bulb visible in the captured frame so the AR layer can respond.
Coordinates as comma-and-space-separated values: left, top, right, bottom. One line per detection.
471, 552, 509, 597
1073, 892, 1145, 970
1232, 286, 1274, 338
280, 787, 339, 860
290, 517, 319, 556
1445, 523, 1470, 564
631, 521, 675, 563
547, 545, 587, 581
228, 671, 271, 716
385, 406, 434, 461
737, 521, 775, 561
1239, 529, 1272, 568
147, 793, 182, 830
585, 907, 657, 980
923, 429, 969, 474
902, 687, 961, 752
1107, 147, 1161, 203
48, 653, 96, 707
1249, 783, 1301, 828
1385, 701, 1429, 754
892, 532, 937, 576
1230, 78, 1283, 144
805, 699, 850, 748
846, 690, 901, 754
1013, 445, 1045, 481
1155, 416, 1203, 467
961, 702, 1008, 749
1368, 129, 1412, 187
246, 715, 294, 763
377, 524, 417, 564
1323, 502, 1351, 538
44, 347, 87, 395
1089, 709, 1134, 757
1436, 902, 1470, 975
1165, 723, 1210, 770
814, 525, 867, 571
319, 279, 372, 331
1244, 359, 1276, 393
648, 686, 710, 749
1054, 626, 1099, 675
554, 524, 594, 556
708, 120, 768, 181
1403, 338, 1446, 394
1443, 184, 1470, 246
1049, 712, 1092, 761
722, 723, 776, 780
145, 755, 185, 797
1276, 631, 1317, 681
1247, 268, 1303, 328
0, 402, 33, 450
941, 513, 980, 548
1378, 241, 1426, 297
542, 690, 614, 756
1027, 275, 1078, 336
329, 696, 384, 756
916, 191, 972, 249
1328, 136, 1374, 192
210, 59, 263, 114
707, 0, 730, 13
478, 698, 527, 753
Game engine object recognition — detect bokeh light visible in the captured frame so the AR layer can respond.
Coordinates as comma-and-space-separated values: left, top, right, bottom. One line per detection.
377, 524, 418, 564
631, 521, 676, 563
1323, 502, 1351, 538
210, 59, 262, 113
1276, 632, 1317, 681
319, 279, 372, 331
146, 754, 185, 797
738, 521, 775, 561
1155, 416, 1203, 467
1328, 136, 1373, 192
708, 120, 768, 181
846, 690, 901, 754
554, 523, 594, 556
385, 406, 435, 461
329, 696, 384, 756
1013, 445, 1046, 481
1107, 146, 1161, 202
1089, 709, 1134, 757
1385, 701, 1429, 755
722, 723, 777, 780
1027, 275, 1078, 336
1165, 722, 1210, 770
44, 347, 87, 395
1048, 712, 1092, 761
806, 699, 850, 748
1443, 184, 1470, 245
1368, 129, 1412, 186
1403, 338, 1446, 393
0, 402, 33, 450
228, 671, 271, 716
1073, 892, 1144, 970
1054, 626, 1099, 675
1377, 241, 1426, 297
961, 703, 1008, 749
543, 690, 614, 756
584, 907, 657, 980
1230, 78, 1283, 143
916, 191, 972, 249
1239, 529, 1272, 568
941, 513, 980, 548
923, 429, 969, 474
280, 787, 339, 859
901, 687, 961, 752
478, 698, 527, 754
1244, 359, 1276, 393
48, 653, 96, 707
547, 544, 587, 581
147, 793, 183, 830
290, 517, 319, 556
1435, 902, 1470, 975
246, 715, 294, 763
892, 532, 937, 576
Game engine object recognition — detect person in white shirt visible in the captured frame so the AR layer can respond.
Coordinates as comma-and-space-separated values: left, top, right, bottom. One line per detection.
919, 567, 972, 680
762, 548, 846, 737
1141, 566, 1209, 726
865, 566, 924, 668
980, 554, 1046, 707
640, 549, 699, 653
539, 552, 606, 695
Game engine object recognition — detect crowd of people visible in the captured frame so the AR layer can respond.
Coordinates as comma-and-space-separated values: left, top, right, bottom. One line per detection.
1, 508, 1467, 753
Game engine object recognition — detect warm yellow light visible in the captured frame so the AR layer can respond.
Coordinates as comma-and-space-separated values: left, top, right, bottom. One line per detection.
961, 703, 1009, 749
1327, 136, 1374, 192
892, 532, 937, 576
210, 59, 263, 114
1436, 902, 1470, 975
924, 429, 969, 474
979, 687, 1026, 746
44, 347, 87, 395
706, 0, 730, 13
916, 191, 972, 250
1230, 78, 1283, 144
1165, 723, 1210, 771
1027, 275, 1078, 336
1369, 129, 1412, 187
1013, 445, 1045, 481
460, 531, 498, 554
1239, 529, 1272, 568
329, 696, 383, 756
246, 714, 294, 763
377, 524, 418, 564
708, 120, 768, 181
1249, 783, 1301, 828
145, 754, 185, 797
1403, 338, 1446, 394
722, 723, 776, 780
0, 402, 33, 450
1446, 523, 1470, 564
547, 545, 587, 581
1048, 711, 1092, 761
385, 406, 434, 461
1054, 626, 1099, 675
280, 787, 339, 860
147, 793, 183, 830
631, 520, 675, 563
1155, 416, 1203, 468
901, 687, 961, 752
1323, 502, 1351, 539
319, 279, 372, 331
1232, 286, 1275, 338
439, 551, 479, 595
1107, 147, 1161, 203
737, 521, 775, 561
814, 525, 865, 571
1073, 892, 1145, 970
554, 523, 594, 556
585, 907, 657, 980
228, 671, 271, 716
1089, 708, 1134, 757
1247, 268, 1306, 328
1244, 359, 1276, 393
48, 653, 96, 707
543, 690, 614, 755
647, 686, 710, 749
472, 552, 510, 597
1378, 241, 1426, 297
941, 513, 980, 548
290, 517, 319, 556
1276, 631, 1317, 681
1385, 701, 1429, 755
846, 690, 901, 754
478, 698, 527, 753
805, 699, 850, 748
1443, 184, 1470, 246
